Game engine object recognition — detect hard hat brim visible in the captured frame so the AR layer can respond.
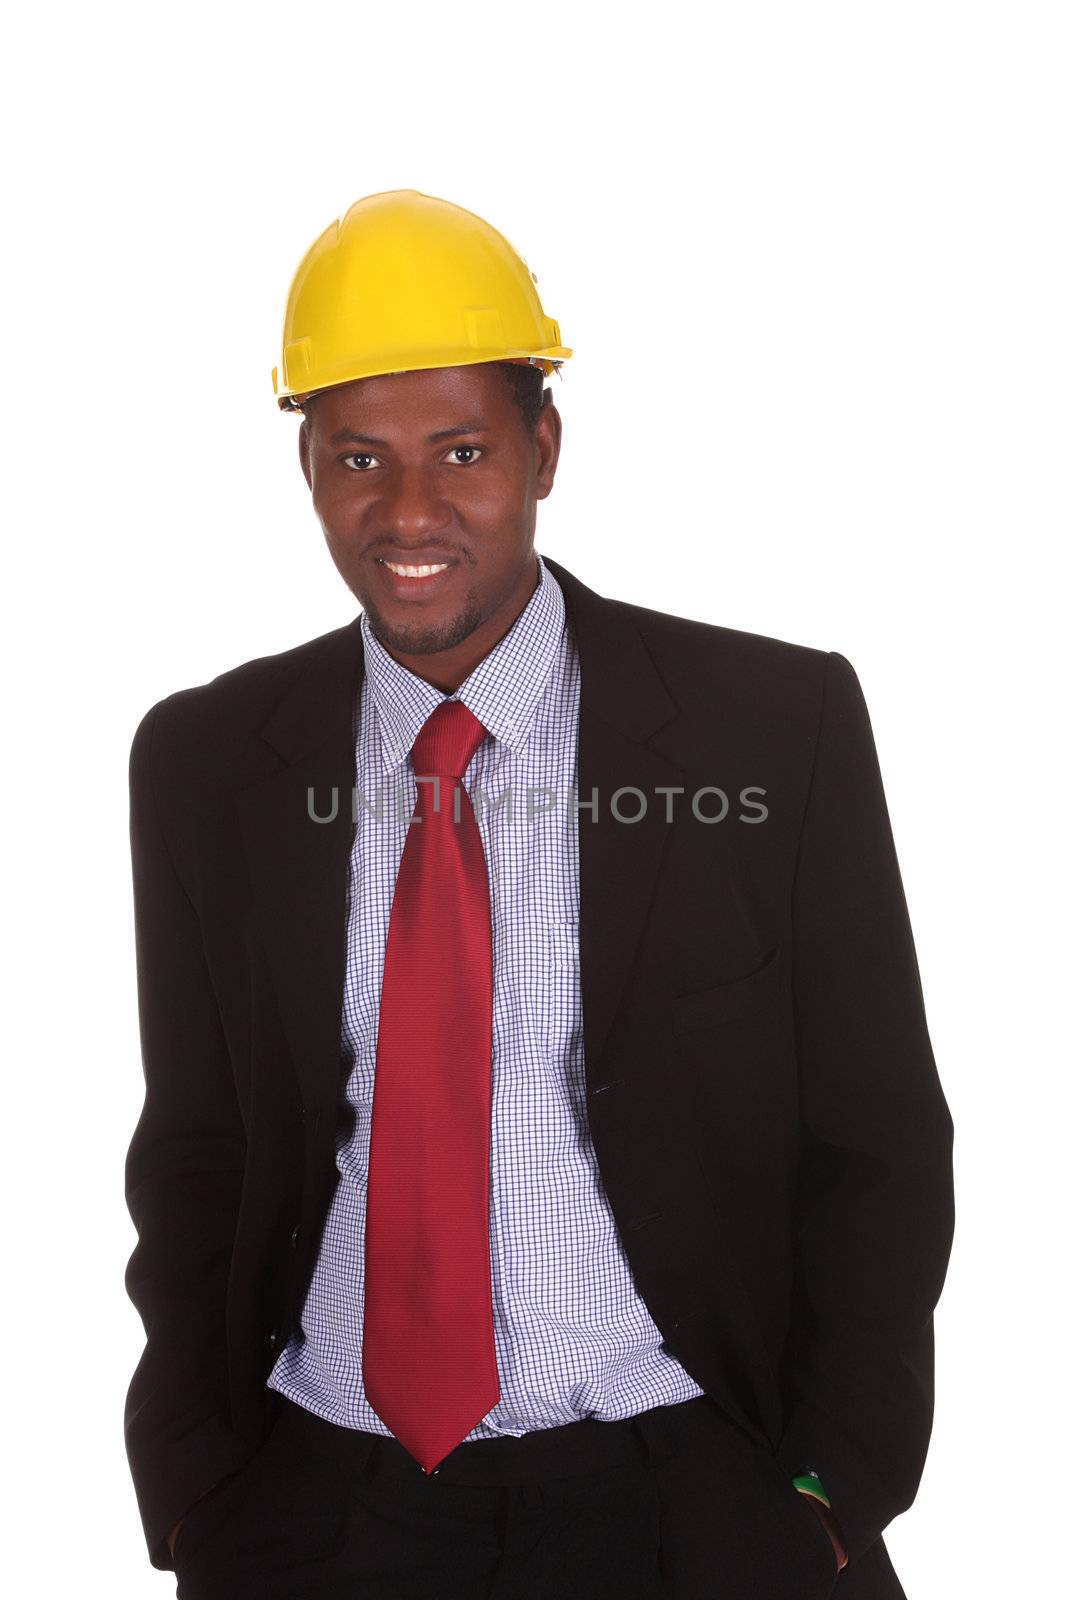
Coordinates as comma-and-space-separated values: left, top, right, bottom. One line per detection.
273, 346, 572, 410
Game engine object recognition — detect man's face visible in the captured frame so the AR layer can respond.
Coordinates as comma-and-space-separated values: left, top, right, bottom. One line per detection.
299, 363, 561, 660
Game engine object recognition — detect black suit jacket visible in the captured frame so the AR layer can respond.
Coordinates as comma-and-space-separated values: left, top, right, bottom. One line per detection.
124, 555, 954, 1589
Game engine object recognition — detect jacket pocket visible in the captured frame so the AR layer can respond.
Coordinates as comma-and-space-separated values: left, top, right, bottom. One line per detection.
172, 1471, 236, 1563
670, 947, 782, 1035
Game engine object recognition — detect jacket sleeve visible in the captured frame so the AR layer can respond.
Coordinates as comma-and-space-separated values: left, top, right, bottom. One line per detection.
123, 698, 256, 1571
775, 651, 955, 1563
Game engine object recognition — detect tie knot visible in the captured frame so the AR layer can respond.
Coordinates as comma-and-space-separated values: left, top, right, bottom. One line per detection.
410, 699, 488, 780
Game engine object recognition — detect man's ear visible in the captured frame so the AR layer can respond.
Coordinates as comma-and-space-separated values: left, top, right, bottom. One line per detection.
533, 392, 562, 500
298, 416, 313, 491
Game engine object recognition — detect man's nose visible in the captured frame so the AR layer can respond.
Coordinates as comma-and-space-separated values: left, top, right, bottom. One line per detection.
379, 466, 451, 538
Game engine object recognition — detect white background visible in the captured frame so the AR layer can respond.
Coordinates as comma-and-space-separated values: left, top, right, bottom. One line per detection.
4, 3, 1063, 1595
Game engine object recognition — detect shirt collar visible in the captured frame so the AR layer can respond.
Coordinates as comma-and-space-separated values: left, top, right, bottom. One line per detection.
360, 550, 567, 772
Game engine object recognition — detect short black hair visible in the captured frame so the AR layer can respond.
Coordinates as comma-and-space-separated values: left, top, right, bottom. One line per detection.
494, 359, 547, 437
300, 359, 551, 437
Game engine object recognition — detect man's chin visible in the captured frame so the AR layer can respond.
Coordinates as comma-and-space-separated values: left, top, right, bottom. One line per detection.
361, 595, 484, 659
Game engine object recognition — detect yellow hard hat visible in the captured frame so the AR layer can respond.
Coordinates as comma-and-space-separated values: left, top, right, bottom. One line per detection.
272, 189, 572, 411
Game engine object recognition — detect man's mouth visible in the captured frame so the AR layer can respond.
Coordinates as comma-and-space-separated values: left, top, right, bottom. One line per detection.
379, 560, 451, 578
374, 555, 459, 598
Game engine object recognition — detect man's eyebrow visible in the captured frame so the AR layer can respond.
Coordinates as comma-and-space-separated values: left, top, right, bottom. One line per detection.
328, 419, 490, 448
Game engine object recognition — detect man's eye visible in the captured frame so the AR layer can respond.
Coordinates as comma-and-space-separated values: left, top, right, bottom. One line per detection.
341, 453, 381, 472
445, 445, 484, 465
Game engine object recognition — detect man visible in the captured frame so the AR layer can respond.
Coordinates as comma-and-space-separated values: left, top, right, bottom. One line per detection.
123, 189, 954, 1599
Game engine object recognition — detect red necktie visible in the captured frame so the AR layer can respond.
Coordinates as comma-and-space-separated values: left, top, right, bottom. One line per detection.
362, 698, 500, 1473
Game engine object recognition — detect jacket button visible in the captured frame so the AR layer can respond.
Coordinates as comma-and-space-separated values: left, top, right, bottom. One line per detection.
289, 1224, 300, 1249
267, 1327, 279, 1352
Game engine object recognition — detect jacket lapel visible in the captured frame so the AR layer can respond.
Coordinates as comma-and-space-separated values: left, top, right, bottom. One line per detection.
235, 618, 364, 1120
540, 556, 685, 1094
236, 555, 685, 1120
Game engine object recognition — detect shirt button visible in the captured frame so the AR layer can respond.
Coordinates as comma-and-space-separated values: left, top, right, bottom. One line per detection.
289, 1224, 300, 1249
267, 1328, 279, 1352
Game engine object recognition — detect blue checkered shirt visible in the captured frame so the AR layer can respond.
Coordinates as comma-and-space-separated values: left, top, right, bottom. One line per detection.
267, 551, 705, 1436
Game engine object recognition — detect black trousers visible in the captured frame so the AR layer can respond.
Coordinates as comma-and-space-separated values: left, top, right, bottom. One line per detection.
171, 1393, 860, 1600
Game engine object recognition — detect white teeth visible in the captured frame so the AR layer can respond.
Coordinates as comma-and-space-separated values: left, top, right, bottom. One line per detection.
382, 561, 450, 578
